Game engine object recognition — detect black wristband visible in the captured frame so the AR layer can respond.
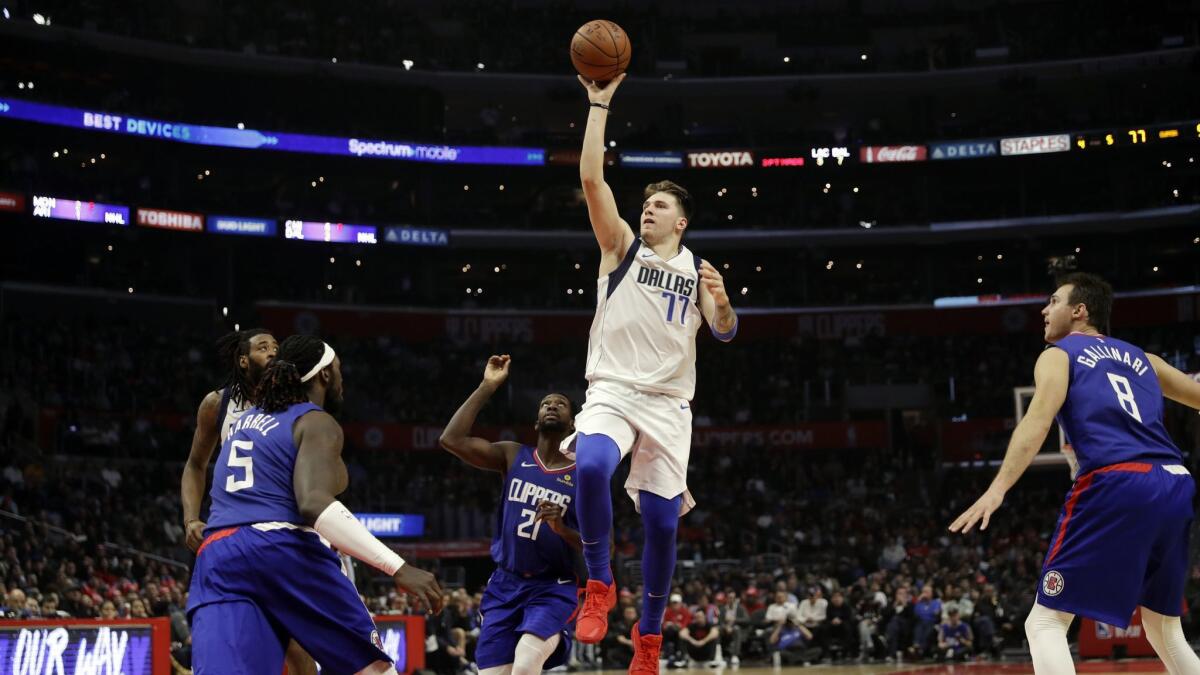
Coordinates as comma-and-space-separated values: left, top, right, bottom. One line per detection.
590, 102, 610, 111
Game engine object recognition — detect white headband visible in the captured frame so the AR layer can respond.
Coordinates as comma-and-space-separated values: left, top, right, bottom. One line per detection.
300, 342, 336, 383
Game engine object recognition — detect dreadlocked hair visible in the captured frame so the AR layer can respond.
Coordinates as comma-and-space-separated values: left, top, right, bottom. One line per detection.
255, 335, 328, 413
215, 328, 272, 406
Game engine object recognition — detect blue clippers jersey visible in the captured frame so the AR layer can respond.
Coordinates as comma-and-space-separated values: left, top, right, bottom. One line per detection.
492, 446, 578, 578
206, 402, 322, 533
1054, 333, 1182, 475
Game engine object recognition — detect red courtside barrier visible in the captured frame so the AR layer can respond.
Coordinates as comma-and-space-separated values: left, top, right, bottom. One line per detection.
1078, 608, 1155, 658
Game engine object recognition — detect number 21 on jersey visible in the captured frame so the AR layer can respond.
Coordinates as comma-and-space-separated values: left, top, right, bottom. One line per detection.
516, 509, 543, 540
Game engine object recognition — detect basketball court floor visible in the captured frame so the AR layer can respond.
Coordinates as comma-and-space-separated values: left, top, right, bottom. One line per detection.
593, 663, 1166, 674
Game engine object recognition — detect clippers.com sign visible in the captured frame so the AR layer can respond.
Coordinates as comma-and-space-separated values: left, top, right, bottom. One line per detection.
859, 145, 927, 163
686, 150, 755, 168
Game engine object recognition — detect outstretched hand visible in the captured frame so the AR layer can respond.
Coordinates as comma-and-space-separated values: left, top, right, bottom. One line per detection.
948, 487, 1005, 534
578, 72, 626, 106
482, 355, 511, 388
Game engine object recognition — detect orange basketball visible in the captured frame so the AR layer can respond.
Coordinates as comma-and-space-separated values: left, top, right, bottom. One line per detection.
570, 20, 630, 83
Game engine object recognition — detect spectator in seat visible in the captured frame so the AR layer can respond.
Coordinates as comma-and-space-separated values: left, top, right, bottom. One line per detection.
662, 593, 692, 664
937, 607, 973, 661
717, 591, 747, 667
883, 586, 914, 662
604, 605, 639, 668
911, 584, 942, 658
797, 585, 828, 654
825, 589, 856, 661
679, 609, 722, 666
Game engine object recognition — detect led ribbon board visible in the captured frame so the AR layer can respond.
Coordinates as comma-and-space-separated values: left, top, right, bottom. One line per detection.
0, 98, 545, 166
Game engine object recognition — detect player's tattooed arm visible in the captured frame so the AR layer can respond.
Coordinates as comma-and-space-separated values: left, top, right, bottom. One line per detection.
949, 348, 1069, 533
1148, 353, 1200, 410
699, 259, 738, 340
439, 355, 521, 472
578, 73, 635, 263
181, 390, 222, 552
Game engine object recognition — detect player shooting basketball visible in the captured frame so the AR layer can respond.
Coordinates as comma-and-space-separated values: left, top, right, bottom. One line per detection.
949, 273, 1200, 674
568, 72, 739, 675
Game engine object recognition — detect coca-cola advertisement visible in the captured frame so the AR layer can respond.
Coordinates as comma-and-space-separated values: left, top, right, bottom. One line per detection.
859, 145, 928, 163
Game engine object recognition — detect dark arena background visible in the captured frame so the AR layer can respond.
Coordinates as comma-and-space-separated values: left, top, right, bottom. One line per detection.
1, 1, 1199, 674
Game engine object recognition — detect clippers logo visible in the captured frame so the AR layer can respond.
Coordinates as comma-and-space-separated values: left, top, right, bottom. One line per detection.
1042, 570, 1065, 597
371, 629, 384, 650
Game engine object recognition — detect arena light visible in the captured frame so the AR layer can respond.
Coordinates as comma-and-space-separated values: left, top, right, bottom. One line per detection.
32, 12, 46, 24
2, 8, 9, 19
402, 59, 414, 71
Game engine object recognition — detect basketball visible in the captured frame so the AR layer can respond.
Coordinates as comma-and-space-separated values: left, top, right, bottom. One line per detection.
570, 20, 630, 83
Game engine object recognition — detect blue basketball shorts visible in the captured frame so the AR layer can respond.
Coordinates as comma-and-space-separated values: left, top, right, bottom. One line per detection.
475, 568, 578, 669
187, 525, 390, 674
1037, 462, 1195, 628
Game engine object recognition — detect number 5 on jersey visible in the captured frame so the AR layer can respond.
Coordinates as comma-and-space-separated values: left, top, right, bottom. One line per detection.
225, 440, 255, 492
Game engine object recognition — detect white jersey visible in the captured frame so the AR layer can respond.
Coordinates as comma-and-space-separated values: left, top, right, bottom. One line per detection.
585, 238, 702, 400
218, 391, 253, 444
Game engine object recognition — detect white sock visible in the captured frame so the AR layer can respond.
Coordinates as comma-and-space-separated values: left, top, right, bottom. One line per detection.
512, 633, 561, 675
1025, 601, 1076, 674
1140, 606, 1200, 675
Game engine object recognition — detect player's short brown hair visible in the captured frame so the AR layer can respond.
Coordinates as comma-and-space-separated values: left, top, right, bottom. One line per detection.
1058, 272, 1113, 333
643, 180, 693, 223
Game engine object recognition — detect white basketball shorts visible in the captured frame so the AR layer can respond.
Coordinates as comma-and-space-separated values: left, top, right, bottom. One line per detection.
560, 379, 696, 515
